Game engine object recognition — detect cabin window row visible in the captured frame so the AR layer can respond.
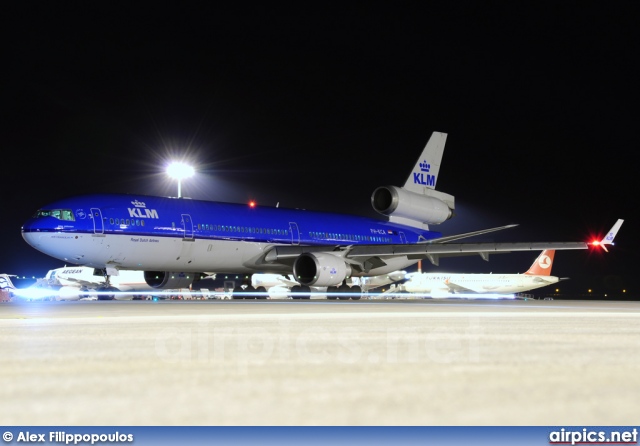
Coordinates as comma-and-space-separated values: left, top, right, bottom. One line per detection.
197, 224, 289, 236
309, 231, 391, 243
109, 218, 145, 227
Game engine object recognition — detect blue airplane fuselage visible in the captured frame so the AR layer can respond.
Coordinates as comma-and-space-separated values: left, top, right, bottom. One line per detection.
22, 193, 441, 275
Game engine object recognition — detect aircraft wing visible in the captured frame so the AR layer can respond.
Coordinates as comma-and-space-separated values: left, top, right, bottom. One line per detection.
348, 241, 589, 268
265, 241, 588, 271
423, 224, 518, 243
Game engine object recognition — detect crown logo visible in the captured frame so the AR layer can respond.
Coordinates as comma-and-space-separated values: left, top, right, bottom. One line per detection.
131, 200, 146, 208
419, 161, 430, 172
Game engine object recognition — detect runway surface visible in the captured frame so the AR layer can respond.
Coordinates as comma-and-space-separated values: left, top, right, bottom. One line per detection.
1, 298, 639, 425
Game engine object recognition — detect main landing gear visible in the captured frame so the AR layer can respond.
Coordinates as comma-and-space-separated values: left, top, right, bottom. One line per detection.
325, 282, 362, 301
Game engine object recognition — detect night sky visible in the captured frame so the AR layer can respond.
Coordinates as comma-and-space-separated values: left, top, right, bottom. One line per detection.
2, 3, 638, 296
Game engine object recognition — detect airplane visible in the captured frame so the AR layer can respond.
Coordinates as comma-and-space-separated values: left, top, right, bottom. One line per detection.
0, 274, 17, 291
33, 266, 154, 301
0, 274, 18, 301
1, 273, 55, 301
394, 249, 563, 297
245, 270, 408, 299
10, 266, 208, 301
20, 131, 590, 300
390, 219, 624, 298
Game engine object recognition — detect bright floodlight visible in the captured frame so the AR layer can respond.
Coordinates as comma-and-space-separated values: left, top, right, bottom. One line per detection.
166, 162, 195, 198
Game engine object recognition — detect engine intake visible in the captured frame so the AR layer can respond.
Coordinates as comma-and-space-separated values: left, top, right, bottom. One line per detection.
293, 253, 351, 287
371, 185, 453, 226
143, 271, 197, 289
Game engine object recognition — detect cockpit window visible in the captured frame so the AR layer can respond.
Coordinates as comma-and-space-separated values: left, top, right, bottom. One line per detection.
34, 209, 75, 221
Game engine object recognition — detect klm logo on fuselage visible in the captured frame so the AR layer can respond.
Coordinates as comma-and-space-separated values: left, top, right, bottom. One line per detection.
128, 207, 159, 219
413, 160, 436, 187
128, 200, 159, 219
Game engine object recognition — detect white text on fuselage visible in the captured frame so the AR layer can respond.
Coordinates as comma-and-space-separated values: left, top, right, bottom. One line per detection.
423, 276, 452, 281
62, 269, 83, 274
128, 208, 159, 219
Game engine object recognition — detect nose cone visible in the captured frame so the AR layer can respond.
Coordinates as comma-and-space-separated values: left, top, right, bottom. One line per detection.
21, 212, 80, 263
21, 215, 42, 247
22, 216, 48, 253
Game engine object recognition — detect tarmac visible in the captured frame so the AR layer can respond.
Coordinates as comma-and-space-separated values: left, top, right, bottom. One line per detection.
1, 298, 639, 425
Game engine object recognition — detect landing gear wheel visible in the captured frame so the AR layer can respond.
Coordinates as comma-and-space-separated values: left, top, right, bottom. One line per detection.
244, 285, 258, 299
232, 287, 245, 299
256, 286, 267, 299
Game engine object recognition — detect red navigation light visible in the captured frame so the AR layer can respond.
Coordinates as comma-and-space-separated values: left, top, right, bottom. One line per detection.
248, 200, 256, 208
590, 239, 609, 252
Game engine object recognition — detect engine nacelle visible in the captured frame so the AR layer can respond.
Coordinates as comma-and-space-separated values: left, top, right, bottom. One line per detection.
143, 271, 197, 289
57, 286, 83, 301
293, 253, 351, 287
371, 186, 453, 226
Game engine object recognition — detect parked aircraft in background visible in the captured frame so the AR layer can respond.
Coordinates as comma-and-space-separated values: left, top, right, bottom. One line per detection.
21, 131, 590, 300
9, 266, 203, 301
244, 270, 408, 299
0, 274, 17, 291
390, 219, 624, 298
394, 249, 562, 297
0, 274, 18, 301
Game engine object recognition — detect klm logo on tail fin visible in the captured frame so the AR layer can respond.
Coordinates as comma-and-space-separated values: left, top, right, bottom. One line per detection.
413, 160, 437, 187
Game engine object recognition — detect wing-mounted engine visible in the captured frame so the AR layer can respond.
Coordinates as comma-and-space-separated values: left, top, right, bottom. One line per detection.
57, 286, 83, 301
293, 253, 352, 287
371, 186, 454, 229
143, 271, 198, 289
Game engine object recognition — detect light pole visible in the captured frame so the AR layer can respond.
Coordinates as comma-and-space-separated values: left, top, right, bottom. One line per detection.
166, 162, 195, 198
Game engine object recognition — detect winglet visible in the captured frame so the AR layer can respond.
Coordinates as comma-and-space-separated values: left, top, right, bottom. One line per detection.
592, 219, 624, 252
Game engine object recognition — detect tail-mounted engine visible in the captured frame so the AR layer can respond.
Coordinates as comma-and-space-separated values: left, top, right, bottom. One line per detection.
143, 271, 198, 289
293, 253, 352, 287
371, 185, 454, 228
